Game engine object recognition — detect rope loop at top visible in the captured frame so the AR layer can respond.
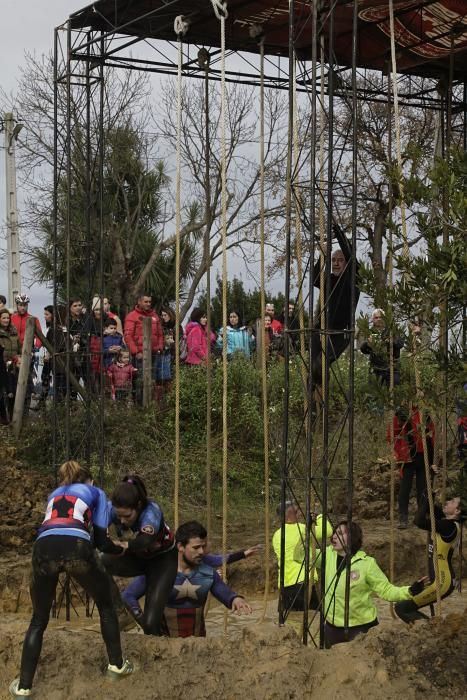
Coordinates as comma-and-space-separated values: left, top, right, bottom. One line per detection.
210, 0, 228, 20
174, 15, 190, 37
249, 23, 264, 43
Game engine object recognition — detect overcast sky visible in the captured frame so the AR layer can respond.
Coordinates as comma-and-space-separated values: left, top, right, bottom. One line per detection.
0, 1, 82, 319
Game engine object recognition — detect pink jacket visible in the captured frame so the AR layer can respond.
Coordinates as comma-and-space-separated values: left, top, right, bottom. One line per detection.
185, 321, 216, 365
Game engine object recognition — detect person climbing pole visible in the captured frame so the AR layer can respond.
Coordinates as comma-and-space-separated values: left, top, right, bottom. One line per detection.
311, 223, 360, 387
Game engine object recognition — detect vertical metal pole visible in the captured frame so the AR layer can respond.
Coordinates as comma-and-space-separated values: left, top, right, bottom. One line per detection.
65, 19, 72, 460
303, 0, 319, 646
344, 0, 359, 638
204, 58, 213, 536
279, 0, 294, 628
4, 112, 22, 308
85, 32, 92, 470
53, 27, 59, 485
320, 1, 335, 651
99, 31, 106, 487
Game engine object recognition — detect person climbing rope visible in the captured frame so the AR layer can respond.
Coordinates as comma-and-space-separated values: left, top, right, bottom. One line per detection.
101, 474, 178, 636
317, 520, 427, 647
9, 461, 133, 699
394, 491, 464, 624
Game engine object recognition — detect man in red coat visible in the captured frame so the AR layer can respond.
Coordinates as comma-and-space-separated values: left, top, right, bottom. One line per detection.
124, 294, 163, 401
11, 294, 42, 350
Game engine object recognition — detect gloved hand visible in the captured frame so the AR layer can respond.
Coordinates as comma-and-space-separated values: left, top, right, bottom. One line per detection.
409, 578, 427, 596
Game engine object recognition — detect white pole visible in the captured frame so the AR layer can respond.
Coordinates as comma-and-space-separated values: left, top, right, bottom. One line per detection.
4, 112, 22, 308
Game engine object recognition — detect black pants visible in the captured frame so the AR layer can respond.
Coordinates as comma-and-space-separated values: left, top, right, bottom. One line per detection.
324, 618, 378, 647
101, 546, 178, 635
280, 583, 319, 612
19, 536, 122, 691
311, 332, 350, 385
398, 454, 427, 519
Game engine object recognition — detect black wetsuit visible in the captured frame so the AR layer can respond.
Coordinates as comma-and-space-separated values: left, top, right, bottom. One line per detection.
102, 501, 178, 635
311, 226, 360, 384
395, 496, 460, 623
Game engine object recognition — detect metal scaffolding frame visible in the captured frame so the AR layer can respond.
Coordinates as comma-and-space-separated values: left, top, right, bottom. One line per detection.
52, 0, 467, 639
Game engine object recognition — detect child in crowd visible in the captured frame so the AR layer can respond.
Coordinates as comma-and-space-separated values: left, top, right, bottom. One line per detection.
107, 350, 137, 402
103, 318, 125, 368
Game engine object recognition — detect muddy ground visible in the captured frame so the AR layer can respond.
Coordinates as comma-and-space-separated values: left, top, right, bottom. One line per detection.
1, 454, 466, 699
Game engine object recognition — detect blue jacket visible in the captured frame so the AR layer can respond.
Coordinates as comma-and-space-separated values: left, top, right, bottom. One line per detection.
216, 325, 254, 359
103, 332, 125, 368
37, 483, 120, 554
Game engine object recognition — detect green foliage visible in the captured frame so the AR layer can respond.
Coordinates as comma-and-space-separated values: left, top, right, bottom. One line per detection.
30, 123, 197, 312
196, 276, 286, 328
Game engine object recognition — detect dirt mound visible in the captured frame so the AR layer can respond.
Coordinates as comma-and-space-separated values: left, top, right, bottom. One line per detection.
0, 452, 53, 553
1, 607, 467, 699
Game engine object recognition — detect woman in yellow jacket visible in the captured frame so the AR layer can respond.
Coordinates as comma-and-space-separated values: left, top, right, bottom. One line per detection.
318, 521, 426, 647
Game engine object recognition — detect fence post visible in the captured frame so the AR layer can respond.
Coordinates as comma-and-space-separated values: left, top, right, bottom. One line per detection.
142, 317, 152, 408
12, 316, 36, 438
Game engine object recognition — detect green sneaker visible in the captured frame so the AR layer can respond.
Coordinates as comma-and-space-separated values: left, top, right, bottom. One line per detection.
9, 679, 32, 697
106, 659, 134, 680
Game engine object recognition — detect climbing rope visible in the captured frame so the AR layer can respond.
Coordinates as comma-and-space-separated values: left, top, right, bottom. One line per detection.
388, 0, 441, 613
386, 70, 396, 619
210, 0, 229, 634
200, 46, 213, 540
173, 15, 189, 528
257, 32, 271, 621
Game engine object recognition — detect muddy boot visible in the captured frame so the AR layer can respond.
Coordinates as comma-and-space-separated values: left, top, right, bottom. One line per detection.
397, 517, 408, 529
9, 680, 32, 697
106, 659, 134, 680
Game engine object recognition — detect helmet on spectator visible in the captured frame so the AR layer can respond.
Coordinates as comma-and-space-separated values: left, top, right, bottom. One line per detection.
15, 293, 30, 304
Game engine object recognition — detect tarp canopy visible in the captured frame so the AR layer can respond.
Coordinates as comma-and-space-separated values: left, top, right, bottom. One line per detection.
70, 0, 467, 79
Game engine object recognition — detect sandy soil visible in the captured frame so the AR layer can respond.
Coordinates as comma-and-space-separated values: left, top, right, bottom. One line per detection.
2, 456, 467, 699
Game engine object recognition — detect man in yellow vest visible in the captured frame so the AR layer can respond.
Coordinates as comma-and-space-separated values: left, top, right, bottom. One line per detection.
272, 500, 332, 612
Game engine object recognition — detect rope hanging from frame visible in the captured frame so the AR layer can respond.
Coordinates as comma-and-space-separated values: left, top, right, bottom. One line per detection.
256, 31, 271, 622
210, 0, 230, 634
388, 0, 441, 613
386, 67, 397, 619
199, 45, 213, 541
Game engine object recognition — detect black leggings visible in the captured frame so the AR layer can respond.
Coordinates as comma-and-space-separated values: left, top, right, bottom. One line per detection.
19, 536, 122, 691
101, 546, 178, 635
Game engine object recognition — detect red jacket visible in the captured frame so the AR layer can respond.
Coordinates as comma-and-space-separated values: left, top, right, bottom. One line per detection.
11, 312, 42, 349
387, 409, 435, 463
107, 362, 137, 389
123, 307, 163, 355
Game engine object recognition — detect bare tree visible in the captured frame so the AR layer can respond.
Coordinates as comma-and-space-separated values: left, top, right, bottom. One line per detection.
156, 79, 288, 317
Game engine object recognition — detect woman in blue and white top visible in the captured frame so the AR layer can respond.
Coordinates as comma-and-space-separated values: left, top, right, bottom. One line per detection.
9, 461, 133, 699
216, 310, 254, 360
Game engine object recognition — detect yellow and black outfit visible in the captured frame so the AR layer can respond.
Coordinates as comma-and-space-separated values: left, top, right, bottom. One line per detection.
395, 496, 460, 623
272, 515, 332, 612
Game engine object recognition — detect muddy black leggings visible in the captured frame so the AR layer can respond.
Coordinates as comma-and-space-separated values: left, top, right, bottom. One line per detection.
101, 546, 178, 635
19, 536, 122, 691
